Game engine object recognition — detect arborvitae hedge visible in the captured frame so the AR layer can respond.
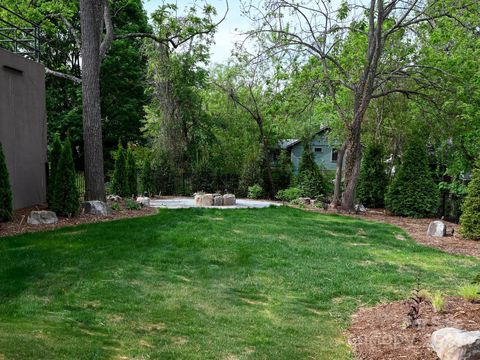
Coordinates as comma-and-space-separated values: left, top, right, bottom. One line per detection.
111, 143, 129, 197
50, 138, 80, 216
296, 143, 327, 198
356, 143, 388, 208
460, 161, 480, 240
0, 142, 13, 222
385, 138, 439, 217
141, 157, 155, 196
126, 146, 137, 197
48, 135, 62, 205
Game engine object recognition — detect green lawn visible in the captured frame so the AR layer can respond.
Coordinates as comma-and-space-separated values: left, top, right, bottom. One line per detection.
0, 207, 478, 359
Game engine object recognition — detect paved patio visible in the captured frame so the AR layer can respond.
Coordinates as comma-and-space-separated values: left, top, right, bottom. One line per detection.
150, 198, 281, 209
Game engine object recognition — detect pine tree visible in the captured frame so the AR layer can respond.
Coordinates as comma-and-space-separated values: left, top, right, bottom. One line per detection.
356, 143, 388, 208
0, 142, 13, 222
385, 138, 439, 217
126, 146, 137, 197
141, 157, 155, 196
111, 142, 129, 197
51, 138, 80, 216
48, 135, 62, 205
460, 160, 480, 240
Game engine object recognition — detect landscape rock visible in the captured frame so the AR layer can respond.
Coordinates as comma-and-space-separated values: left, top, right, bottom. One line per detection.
107, 194, 122, 202
196, 194, 214, 207
431, 327, 480, 360
27, 210, 58, 225
355, 204, 367, 213
298, 197, 311, 205
82, 201, 111, 216
223, 194, 236, 206
213, 195, 224, 206
136, 196, 150, 207
194, 194, 202, 206
427, 220, 447, 237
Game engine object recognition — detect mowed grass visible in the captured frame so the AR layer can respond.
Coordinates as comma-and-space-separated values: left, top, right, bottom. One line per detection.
0, 207, 478, 360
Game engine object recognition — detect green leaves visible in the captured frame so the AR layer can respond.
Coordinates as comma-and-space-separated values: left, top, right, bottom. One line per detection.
460, 161, 480, 240
385, 138, 439, 218
50, 138, 80, 217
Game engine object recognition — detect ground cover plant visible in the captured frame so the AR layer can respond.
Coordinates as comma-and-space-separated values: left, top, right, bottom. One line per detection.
0, 207, 478, 360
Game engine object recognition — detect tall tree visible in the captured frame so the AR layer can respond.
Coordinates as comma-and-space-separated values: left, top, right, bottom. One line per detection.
244, 0, 476, 210
79, 0, 106, 200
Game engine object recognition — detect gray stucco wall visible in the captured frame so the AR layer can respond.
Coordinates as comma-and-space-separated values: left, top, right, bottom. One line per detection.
290, 132, 338, 173
0, 48, 47, 209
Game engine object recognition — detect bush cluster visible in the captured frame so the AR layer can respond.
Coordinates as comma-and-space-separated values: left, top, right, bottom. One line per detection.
385, 138, 439, 217
247, 184, 263, 199
356, 143, 388, 208
460, 160, 480, 240
49, 138, 80, 217
295, 144, 327, 199
276, 187, 303, 202
111, 142, 137, 197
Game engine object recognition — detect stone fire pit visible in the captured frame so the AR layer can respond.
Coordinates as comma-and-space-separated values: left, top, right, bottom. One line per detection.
194, 193, 236, 207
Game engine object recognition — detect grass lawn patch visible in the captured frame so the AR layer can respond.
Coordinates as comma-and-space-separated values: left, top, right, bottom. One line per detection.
0, 207, 478, 359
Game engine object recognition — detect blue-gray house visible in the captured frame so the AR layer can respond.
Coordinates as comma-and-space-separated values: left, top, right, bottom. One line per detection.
280, 127, 338, 174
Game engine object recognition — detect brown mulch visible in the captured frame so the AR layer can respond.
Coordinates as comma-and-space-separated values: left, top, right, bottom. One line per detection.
0, 203, 157, 238
349, 297, 480, 360
305, 206, 480, 259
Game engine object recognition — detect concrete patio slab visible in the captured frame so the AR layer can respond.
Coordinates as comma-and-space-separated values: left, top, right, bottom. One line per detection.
150, 198, 281, 209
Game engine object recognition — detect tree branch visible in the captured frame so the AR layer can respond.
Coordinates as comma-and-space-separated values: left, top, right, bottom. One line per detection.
45, 67, 82, 84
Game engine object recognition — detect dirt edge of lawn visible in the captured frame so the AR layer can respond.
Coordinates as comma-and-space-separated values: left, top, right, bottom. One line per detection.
0, 202, 158, 237
302, 206, 480, 259
348, 296, 480, 360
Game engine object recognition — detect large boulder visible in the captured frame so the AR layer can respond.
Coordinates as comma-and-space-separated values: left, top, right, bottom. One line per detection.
355, 204, 367, 213
82, 201, 111, 216
427, 220, 447, 237
27, 210, 58, 225
223, 194, 236, 206
431, 328, 480, 360
213, 195, 224, 206
195, 194, 214, 207
136, 197, 150, 207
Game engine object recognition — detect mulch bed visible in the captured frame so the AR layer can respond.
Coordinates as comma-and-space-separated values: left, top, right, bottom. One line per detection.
0, 202, 157, 238
349, 297, 480, 360
349, 209, 480, 259
305, 206, 480, 259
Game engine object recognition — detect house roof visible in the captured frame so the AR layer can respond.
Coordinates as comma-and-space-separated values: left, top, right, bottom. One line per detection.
280, 126, 331, 149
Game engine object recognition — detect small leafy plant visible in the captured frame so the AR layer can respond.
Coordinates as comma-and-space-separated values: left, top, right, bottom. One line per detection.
125, 199, 141, 210
458, 284, 480, 302
276, 187, 303, 202
111, 202, 121, 211
247, 184, 263, 199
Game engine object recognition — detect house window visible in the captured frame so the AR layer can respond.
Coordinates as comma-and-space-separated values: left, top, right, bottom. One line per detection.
314, 147, 323, 153
331, 149, 338, 162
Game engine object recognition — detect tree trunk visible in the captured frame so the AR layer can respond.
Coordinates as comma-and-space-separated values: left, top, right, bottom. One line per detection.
262, 136, 275, 199
80, 0, 106, 201
341, 118, 363, 211
330, 143, 346, 208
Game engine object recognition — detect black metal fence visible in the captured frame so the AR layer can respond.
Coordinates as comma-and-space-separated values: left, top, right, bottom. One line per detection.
0, 5, 40, 61
76, 172, 86, 201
